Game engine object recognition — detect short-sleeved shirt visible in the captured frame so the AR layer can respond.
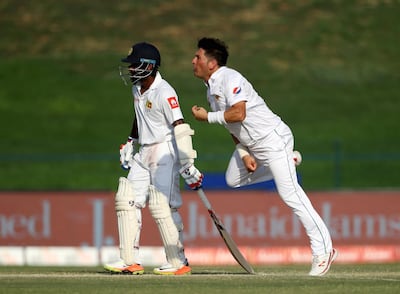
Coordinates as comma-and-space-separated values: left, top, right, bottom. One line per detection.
206, 66, 281, 146
132, 72, 183, 145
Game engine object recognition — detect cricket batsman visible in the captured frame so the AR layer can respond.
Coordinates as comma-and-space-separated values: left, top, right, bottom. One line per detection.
104, 42, 203, 275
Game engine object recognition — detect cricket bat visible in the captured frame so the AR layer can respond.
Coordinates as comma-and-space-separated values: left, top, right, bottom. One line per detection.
196, 188, 255, 274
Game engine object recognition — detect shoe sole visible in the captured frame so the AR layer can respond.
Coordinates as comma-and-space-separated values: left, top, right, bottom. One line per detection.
104, 265, 144, 275
153, 267, 192, 276
153, 271, 191, 276
311, 248, 338, 277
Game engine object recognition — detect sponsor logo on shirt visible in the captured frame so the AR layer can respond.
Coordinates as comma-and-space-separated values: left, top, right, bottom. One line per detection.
233, 87, 241, 94
146, 100, 152, 109
167, 97, 179, 109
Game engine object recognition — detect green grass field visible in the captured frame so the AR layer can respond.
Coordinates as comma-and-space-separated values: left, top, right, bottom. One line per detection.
1, 264, 400, 294
1, 0, 400, 190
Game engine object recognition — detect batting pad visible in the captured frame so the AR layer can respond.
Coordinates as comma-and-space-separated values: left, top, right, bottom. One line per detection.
115, 177, 140, 265
174, 123, 197, 164
171, 208, 186, 263
148, 185, 183, 268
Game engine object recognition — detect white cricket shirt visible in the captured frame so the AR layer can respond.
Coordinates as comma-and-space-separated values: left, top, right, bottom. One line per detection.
206, 66, 282, 146
132, 72, 184, 145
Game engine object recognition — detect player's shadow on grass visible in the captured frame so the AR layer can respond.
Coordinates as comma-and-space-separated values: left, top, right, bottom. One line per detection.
194, 270, 256, 275
99, 269, 254, 275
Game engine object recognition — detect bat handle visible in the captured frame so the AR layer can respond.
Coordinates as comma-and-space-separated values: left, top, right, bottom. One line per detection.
197, 187, 212, 210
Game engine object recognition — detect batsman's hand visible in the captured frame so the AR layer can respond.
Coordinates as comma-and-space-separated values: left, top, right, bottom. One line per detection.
119, 137, 137, 170
179, 162, 204, 190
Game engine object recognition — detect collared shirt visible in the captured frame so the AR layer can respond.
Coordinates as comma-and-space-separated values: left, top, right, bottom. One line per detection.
132, 72, 183, 145
206, 66, 281, 146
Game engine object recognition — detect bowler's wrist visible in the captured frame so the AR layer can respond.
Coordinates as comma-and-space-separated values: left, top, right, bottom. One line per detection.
207, 111, 226, 124
236, 143, 250, 159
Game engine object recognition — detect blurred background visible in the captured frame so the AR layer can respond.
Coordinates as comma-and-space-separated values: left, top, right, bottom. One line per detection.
1, 0, 399, 266
1, 0, 399, 191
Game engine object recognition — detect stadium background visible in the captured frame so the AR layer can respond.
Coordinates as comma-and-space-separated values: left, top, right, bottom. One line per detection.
1, 0, 399, 266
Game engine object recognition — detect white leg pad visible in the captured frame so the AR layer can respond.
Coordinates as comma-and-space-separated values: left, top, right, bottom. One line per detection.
148, 185, 183, 268
171, 209, 186, 263
132, 208, 142, 261
115, 177, 141, 265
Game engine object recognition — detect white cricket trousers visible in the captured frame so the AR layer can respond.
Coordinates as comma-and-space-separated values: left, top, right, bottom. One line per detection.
127, 140, 182, 209
225, 122, 332, 256
126, 140, 186, 263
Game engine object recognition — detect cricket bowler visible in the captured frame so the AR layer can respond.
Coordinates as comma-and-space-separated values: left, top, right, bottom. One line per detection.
191, 37, 337, 276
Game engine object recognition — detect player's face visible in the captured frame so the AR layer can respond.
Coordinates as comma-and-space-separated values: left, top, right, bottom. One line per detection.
192, 48, 213, 81
128, 62, 153, 84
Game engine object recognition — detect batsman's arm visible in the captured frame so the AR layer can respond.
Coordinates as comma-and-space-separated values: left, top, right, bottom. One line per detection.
128, 117, 139, 140
173, 122, 203, 190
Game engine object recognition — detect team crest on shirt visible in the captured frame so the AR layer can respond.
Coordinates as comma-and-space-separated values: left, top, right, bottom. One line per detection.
167, 97, 179, 109
146, 100, 152, 109
233, 87, 241, 94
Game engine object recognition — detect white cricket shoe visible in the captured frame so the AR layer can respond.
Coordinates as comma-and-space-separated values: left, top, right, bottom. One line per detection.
153, 263, 191, 275
104, 259, 144, 275
293, 150, 302, 166
309, 248, 338, 276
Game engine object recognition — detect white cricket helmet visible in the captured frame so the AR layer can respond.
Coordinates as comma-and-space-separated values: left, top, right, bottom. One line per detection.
119, 42, 161, 85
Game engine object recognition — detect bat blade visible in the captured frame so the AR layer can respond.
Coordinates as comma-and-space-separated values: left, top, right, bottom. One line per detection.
197, 188, 255, 274
208, 209, 255, 274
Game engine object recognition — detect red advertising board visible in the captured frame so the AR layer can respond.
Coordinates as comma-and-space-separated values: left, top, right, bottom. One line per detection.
1, 190, 399, 248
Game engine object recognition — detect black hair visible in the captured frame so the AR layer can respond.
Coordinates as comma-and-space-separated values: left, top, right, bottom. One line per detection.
197, 37, 229, 66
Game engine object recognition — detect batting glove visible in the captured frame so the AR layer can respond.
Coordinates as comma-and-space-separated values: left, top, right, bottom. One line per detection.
179, 162, 204, 190
119, 137, 137, 170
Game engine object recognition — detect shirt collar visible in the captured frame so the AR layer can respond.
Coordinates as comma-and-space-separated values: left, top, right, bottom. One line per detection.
150, 71, 162, 89
207, 66, 226, 91
134, 71, 162, 94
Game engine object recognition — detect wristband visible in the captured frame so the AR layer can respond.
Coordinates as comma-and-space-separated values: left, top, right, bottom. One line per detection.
207, 111, 226, 125
236, 143, 250, 159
